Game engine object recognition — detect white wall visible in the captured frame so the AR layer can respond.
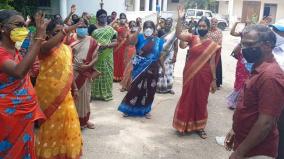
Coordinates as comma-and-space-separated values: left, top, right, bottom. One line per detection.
259, 0, 284, 22
65, 0, 127, 17
218, 1, 229, 15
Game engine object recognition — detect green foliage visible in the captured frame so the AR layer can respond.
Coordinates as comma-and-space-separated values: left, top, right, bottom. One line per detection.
185, 0, 216, 10
9, 0, 38, 17
0, 0, 14, 10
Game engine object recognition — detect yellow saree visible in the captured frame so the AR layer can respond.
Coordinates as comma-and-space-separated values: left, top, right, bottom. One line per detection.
35, 44, 82, 159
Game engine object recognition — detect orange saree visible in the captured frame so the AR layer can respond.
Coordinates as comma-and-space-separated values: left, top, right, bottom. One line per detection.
35, 44, 82, 159
173, 35, 220, 133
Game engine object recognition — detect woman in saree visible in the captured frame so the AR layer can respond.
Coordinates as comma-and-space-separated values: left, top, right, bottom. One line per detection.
0, 10, 47, 158
35, 19, 82, 159
226, 22, 250, 109
91, 9, 117, 101
208, 18, 223, 89
118, 21, 165, 118
71, 18, 100, 129
120, 20, 140, 92
173, 6, 221, 139
113, 13, 129, 82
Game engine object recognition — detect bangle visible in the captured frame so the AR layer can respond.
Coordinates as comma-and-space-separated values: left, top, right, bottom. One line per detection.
34, 37, 45, 41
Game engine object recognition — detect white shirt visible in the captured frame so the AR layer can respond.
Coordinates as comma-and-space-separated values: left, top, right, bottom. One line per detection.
273, 44, 284, 70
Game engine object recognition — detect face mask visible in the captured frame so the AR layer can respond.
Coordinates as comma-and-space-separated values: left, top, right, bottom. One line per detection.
244, 62, 254, 73
10, 27, 29, 43
98, 17, 107, 25
76, 28, 88, 37
197, 29, 208, 37
131, 27, 138, 32
120, 19, 127, 24
242, 47, 262, 63
274, 32, 284, 47
144, 28, 154, 37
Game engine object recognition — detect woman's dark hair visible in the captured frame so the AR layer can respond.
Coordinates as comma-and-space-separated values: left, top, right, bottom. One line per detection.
0, 10, 20, 40
143, 20, 156, 31
88, 24, 97, 36
96, 9, 107, 18
46, 18, 64, 33
28, 16, 36, 27
120, 13, 127, 19
197, 16, 210, 29
129, 20, 136, 26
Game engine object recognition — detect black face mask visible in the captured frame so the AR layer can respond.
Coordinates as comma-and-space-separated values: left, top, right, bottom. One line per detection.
242, 47, 262, 63
98, 17, 107, 25
197, 29, 208, 37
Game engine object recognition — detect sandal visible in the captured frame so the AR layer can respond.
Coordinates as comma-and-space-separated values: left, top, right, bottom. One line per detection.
145, 113, 152, 119
197, 129, 207, 139
123, 113, 129, 117
87, 122, 95, 129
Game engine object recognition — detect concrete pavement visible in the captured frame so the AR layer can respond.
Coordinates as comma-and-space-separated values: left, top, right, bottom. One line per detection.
82, 31, 241, 159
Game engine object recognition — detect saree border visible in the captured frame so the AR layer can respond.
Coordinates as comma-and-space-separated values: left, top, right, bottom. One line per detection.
42, 46, 74, 119
183, 41, 220, 87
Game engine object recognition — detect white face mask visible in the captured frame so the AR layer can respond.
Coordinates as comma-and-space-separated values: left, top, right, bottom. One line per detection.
144, 28, 154, 37
131, 27, 138, 32
275, 31, 284, 47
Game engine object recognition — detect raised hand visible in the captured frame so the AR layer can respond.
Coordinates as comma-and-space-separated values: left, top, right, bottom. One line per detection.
71, 4, 76, 14
177, 5, 185, 18
34, 11, 50, 39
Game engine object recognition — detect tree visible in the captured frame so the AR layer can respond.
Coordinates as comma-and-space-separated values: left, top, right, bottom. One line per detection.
0, 0, 14, 10
9, 0, 37, 16
185, 0, 216, 10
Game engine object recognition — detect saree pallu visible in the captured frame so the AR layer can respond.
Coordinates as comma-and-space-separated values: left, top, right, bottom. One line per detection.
0, 48, 45, 159
91, 26, 117, 101
118, 34, 164, 116
72, 37, 99, 127
120, 45, 136, 90
114, 26, 128, 81
173, 36, 220, 133
35, 44, 82, 159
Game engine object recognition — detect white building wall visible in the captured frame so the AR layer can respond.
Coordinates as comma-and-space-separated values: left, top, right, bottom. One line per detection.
63, 0, 126, 18
258, 0, 284, 21
218, 1, 229, 15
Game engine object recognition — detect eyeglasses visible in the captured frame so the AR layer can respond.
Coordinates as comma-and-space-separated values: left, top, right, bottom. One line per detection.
7, 22, 26, 27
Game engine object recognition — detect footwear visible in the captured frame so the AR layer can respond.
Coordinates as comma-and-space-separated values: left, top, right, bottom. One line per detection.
145, 113, 152, 119
87, 122, 95, 129
197, 129, 207, 139
123, 113, 129, 117
169, 90, 175, 95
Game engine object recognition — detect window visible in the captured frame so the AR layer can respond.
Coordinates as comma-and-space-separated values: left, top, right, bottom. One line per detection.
172, 0, 179, 3
196, 11, 203, 16
205, 12, 212, 17
37, 0, 51, 7
186, 10, 195, 16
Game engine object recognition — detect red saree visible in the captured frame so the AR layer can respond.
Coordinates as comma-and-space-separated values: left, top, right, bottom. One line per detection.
114, 26, 128, 81
173, 35, 220, 133
0, 48, 45, 159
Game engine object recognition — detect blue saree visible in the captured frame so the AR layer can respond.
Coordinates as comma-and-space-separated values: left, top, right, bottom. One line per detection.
118, 34, 164, 116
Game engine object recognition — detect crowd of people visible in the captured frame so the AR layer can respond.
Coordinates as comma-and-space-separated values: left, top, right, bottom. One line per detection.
0, 4, 284, 159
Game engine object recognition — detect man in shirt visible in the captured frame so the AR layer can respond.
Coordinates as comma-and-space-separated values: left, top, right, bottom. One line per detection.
225, 24, 284, 159
270, 19, 284, 159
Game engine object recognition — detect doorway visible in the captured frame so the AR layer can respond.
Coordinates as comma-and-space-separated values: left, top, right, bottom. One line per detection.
263, 3, 277, 23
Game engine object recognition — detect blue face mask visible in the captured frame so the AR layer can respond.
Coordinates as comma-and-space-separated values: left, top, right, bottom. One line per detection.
245, 62, 254, 73
76, 28, 88, 37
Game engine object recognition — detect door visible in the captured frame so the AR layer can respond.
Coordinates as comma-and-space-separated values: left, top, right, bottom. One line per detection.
263, 3, 277, 23
241, 1, 261, 23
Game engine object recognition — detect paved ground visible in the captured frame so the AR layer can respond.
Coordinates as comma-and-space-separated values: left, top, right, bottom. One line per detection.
82, 31, 241, 159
